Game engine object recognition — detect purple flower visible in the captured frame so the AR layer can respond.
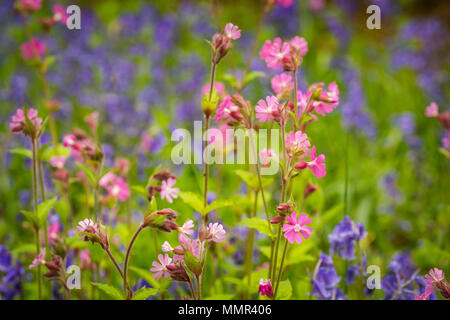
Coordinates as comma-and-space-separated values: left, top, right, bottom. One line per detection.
312, 253, 346, 300
0, 246, 24, 300
328, 216, 366, 260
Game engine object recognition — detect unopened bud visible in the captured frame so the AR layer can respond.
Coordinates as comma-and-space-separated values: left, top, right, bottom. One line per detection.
270, 216, 284, 224
294, 161, 308, 170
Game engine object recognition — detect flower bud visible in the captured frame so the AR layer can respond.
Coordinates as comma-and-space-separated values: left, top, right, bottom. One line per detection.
270, 216, 284, 224
304, 183, 318, 199
294, 161, 308, 170
166, 264, 190, 282
153, 169, 176, 182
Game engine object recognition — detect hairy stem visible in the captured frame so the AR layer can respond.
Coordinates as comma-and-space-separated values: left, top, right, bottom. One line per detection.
123, 224, 144, 299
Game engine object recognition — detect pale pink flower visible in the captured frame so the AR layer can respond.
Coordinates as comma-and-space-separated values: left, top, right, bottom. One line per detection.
76, 218, 98, 238
179, 219, 194, 236
99, 172, 130, 202
52, 4, 68, 24
179, 234, 201, 259
29, 248, 46, 270
79, 249, 92, 269
201, 82, 226, 99
255, 96, 279, 122
297, 89, 312, 116
306, 146, 326, 178
266, 39, 290, 69
49, 156, 67, 169
289, 36, 308, 57
259, 148, 277, 168
207, 222, 226, 243
47, 221, 60, 243
285, 131, 310, 157
9, 108, 42, 135
21, 38, 46, 60
425, 102, 439, 118
160, 178, 179, 203
224, 23, 241, 40
161, 241, 174, 253
415, 285, 434, 300
282, 212, 312, 244
19, 0, 41, 11
271, 73, 293, 96
258, 278, 274, 298
63, 134, 81, 150
150, 254, 172, 280
425, 268, 445, 285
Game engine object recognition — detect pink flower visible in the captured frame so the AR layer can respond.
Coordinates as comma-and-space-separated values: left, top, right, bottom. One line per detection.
49, 156, 67, 169
201, 82, 225, 99
282, 212, 312, 244
285, 131, 310, 157
161, 241, 174, 253
47, 222, 60, 243
21, 38, 46, 60
99, 172, 130, 202
224, 23, 241, 40
76, 218, 98, 239
150, 254, 172, 280
52, 4, 68, 24
179, 219, 194, 236
415, 285, 434, 300
271, 73, 293, 96
79, 249, 92, 269
259, 148, 277, 168
425, 268, 445, 285
258, 278, 274, 298
160, 178, 179, 203
275, 0, 294, 8
179, 234, 201, 259
443, 136, 449, 150
314, 82, 339, 116
206, 222, 226, 243
19, 0, 42, 11
425, 102, 439, 118
214, 96, 239, 122
9, 108, 42, 135
255, 96, 279, 122
306, 146, 326, 178
266, 39, 290, 69
29, 248, 46, 270
289, 36, 308, 57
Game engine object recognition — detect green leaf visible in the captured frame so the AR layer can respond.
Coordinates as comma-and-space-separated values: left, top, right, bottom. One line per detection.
242, 71, 265, 87
240, 217, 273, 238
91, 282, 124, 300
37, 196, 57, 227
129, 266, 160, 289
276, 279, 292, 300
20, 209, 37, 226
205, 294, 234, 300
204, 199, 232, 214
9, 148, 32, 158
234, 169, 273, 190
76, 163, 96, 185
132, 287, 158, 300
131, 185, 147, 198
178, 191, 204, 214
41, 144, 70, 161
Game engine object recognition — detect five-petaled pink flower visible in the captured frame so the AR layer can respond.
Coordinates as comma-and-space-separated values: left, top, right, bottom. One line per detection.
259, 148, 277, 168
415, 285, 434, 300
224, 23, 241, 40
282, 212, 312, 244
99, 172, 130, 202
49, 156, 67, 169
179, 234, 201, 258
53, 4, 68, 24
271, 73, 293, 96
289, 36, 308, 57
161, 241, 174, 253
425, 268, 445, 285
29, 248, 46, 270
214, 96, 239, 122
160, 178, 179, 203
47, 222, 60, 243
255, 96, 279, 122
179, 219, 194, 236
306, 146, 326, 178
9, 108, 42, 135
261, 38, 290, 69
150, 254, 172, 280
425, 102, 439, 118
21, 38, 46, 60
258, 278, 274, 298
207, 222, 226, 243
285, 131, 310, 157
19, 0, 42, 11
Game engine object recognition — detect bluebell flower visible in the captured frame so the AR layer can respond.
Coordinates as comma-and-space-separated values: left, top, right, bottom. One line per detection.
0, 246, 24, 300
328, 216, 366, 260
312, 253, 346, 300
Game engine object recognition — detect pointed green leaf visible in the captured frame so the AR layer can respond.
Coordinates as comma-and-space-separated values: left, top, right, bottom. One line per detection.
240, 217, 273, 238
204, 199, 232, 214
132, 287, 158, 300
38, 196, 57, 227
76, 163, 96, 185
178, 191, 204, 214
91, 282, 124, 300
9, 148, 32, 158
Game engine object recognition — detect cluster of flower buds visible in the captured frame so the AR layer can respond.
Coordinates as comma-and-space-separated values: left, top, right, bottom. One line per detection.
142, 208, 179, 232
76, 218, 109, 250
210, 23, 241, 64
271, 202, 296, 223
146, 168, 178, 203
63, 129, 103, 162
166, 263, 191, 282
43, 255, 64, 279
9, 108, 43, 139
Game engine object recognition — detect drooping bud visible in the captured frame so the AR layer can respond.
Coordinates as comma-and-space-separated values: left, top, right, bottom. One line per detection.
304, 183, 318, 199
270, 216, 284, 224
294, 161, 308, 170
142, 209, 179, 232
166, 263, 190, 282
153, 169, 176, 182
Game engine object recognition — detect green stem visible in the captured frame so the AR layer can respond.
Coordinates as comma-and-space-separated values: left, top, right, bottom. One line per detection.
36, 140, 49, 260
273, 238, 289, 299
123, 224, 144, 299
31, 138, 42, 300
344, 131, 349, 214
293, 69, 298, 127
